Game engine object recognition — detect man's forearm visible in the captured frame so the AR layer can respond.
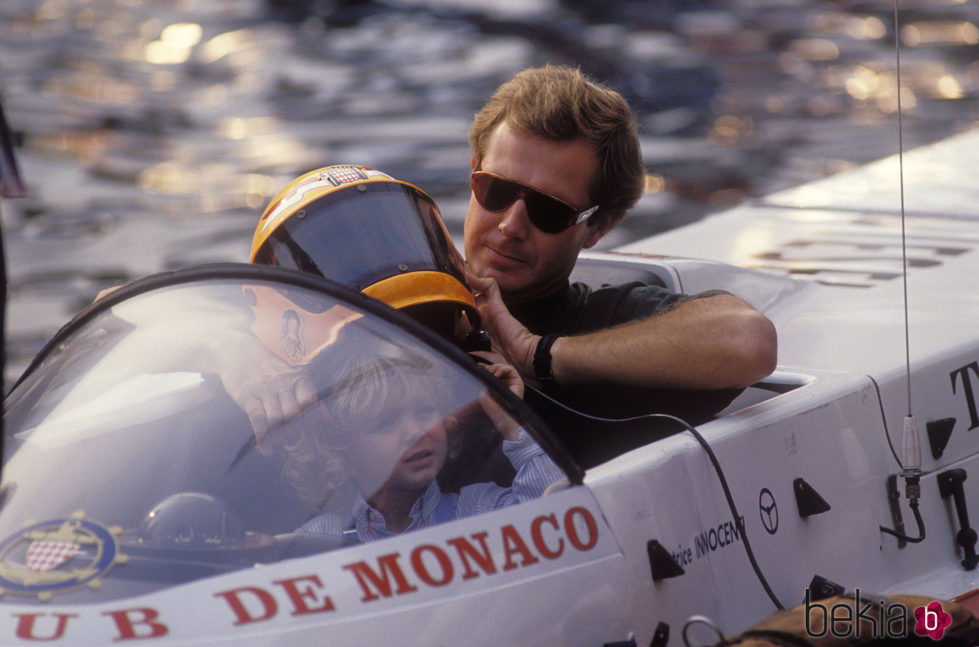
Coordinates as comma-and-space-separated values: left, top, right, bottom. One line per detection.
544, 293, 777, 390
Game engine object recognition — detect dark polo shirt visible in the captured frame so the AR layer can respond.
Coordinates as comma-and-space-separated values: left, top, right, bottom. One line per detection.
510, 281, 741, 424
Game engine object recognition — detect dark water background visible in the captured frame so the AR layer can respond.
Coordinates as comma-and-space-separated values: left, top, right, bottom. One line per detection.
1, 0, 977, 384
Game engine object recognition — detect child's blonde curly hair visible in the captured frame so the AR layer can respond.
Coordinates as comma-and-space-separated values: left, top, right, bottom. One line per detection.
282, 352, 458, 513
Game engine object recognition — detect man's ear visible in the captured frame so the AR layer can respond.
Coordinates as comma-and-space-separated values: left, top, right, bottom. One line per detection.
470, 154, 478, 171
583, 215, 615, 249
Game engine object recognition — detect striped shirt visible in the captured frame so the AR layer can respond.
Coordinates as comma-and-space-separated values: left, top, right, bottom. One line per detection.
298, 429, 563, 541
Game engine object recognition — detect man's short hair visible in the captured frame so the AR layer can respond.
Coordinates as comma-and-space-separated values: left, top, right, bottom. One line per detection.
468, 65, 645, 230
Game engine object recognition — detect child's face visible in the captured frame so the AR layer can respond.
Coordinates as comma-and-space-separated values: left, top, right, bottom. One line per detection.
347, 396, 448, 499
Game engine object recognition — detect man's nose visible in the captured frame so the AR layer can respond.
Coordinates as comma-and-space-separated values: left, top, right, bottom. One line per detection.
497, 199, 530, 240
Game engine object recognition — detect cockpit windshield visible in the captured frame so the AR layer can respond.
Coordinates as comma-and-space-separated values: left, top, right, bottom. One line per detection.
0, 266, 571, 605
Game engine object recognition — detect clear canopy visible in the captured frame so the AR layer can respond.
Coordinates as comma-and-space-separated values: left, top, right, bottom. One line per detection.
0, 267, 569, 604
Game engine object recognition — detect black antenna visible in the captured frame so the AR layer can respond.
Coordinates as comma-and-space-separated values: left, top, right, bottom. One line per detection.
893, 1, 921, 476
895, 1, 912, 421
880, 0, 925, 545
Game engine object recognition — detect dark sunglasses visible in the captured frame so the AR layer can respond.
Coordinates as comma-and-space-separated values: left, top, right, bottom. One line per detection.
471, 171, 599, 234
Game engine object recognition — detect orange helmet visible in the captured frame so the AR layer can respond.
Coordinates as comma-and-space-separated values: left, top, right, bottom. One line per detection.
249, 165, 479, 349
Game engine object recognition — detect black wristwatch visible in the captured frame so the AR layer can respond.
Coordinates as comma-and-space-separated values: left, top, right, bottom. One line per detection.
533, 334, 560, 389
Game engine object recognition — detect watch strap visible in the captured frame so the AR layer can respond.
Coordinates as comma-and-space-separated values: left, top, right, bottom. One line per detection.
533, 334, 560, 386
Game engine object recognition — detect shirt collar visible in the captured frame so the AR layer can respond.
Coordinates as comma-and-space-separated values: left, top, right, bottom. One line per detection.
356, 481, 442, 541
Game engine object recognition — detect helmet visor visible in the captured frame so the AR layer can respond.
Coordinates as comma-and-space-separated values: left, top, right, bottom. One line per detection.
252, 181, 467, 295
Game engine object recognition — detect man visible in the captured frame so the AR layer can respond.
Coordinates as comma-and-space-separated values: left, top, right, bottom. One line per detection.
463, 65, 777, 421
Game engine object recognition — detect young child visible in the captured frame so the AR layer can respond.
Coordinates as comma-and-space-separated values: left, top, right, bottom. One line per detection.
283, 351, 562, 541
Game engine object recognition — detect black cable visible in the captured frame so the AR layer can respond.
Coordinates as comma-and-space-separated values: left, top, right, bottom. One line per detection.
880, 495, 926, 544
650, 413, 786, 611
520, 386, 785, 610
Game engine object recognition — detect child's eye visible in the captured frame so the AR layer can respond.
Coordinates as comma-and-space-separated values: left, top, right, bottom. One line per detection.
415, 404, 442, 424
370, 412, 400, 435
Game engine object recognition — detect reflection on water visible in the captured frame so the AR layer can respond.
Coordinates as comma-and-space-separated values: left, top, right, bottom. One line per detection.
0, 0, 977, 383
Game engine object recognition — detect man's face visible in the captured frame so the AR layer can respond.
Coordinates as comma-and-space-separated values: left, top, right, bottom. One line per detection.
464, 122, 608, 303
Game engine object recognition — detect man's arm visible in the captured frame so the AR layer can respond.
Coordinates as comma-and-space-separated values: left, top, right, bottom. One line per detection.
467, 273, 777, 391
112, 291, 318, 455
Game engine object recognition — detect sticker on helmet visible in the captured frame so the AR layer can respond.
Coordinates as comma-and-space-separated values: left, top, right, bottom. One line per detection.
280, 308, 307, 364
322, 166, 369, 187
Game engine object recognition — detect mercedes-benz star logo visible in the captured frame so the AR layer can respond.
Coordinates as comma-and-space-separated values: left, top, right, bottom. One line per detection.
759, 488, 778, 535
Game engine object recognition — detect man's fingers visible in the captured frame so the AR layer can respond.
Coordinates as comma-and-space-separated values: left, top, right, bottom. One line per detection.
465, 270, 501, 302
277, 390, 301, 425
251, 377, 323, 456
295, 376, 319, 410
464, 267, 487, 287
246, 394, 284, 455
243, 398, 273, 456
463, 278, 537, 377
468, 273, 500, 301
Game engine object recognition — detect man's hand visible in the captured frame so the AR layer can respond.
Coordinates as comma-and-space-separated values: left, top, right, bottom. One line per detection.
218, 337, 320, 455
465, 270, 540, 380
467, 269, 776, 392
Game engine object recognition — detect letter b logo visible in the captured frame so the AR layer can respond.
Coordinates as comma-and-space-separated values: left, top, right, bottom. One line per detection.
914, 601, 952, 640
924, 606, 940, 631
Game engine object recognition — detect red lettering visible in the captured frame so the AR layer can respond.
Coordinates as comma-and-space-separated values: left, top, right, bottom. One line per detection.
214, 587, 278, 626
447, 532, 497, 580
531, 514, 564, 559
500, 524, 539, 571
410, 545, 454, 587
325, 506, 601, 603
565, 507, 599, 551
342, 554, 418, 602
273, 575, 336, 616
14, 613, 77, 641
103, 608, 168, 641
